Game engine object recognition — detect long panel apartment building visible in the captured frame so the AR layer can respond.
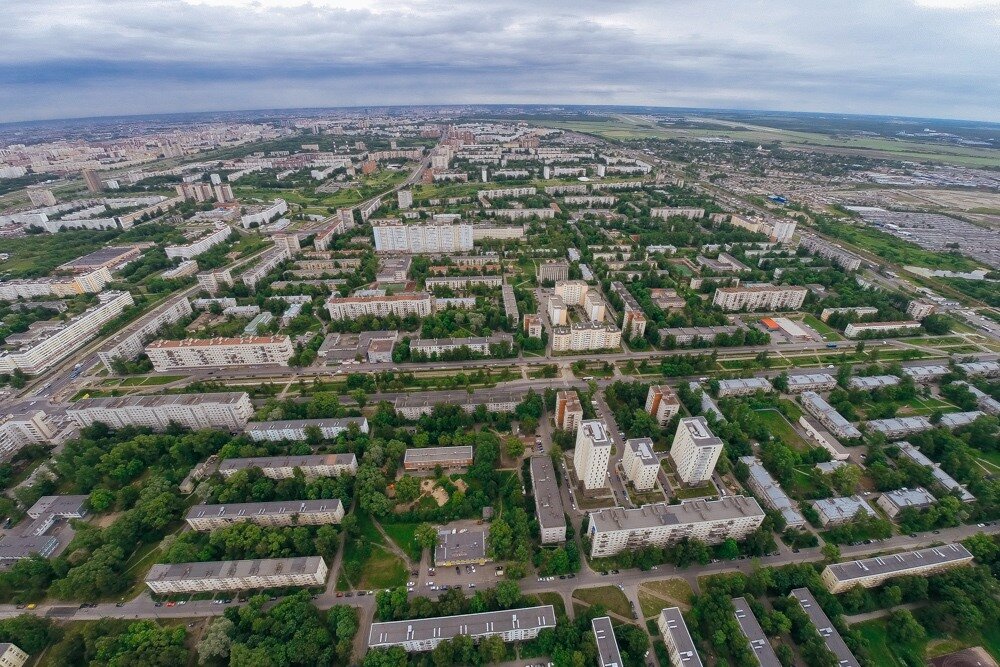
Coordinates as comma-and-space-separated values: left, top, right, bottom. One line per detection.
657, 607, 704, 667
245, 418, 369, 442
368, 605, 556, 652
185, 499, 345, 531
592, 617, 624, 667
145, 556, 328, 594
0, 291, 134, 374
799, 235, 863, 271
670, 417, 724, 485
711, 284, 807, 312
790, 588, 858, 667
218, 454, 358, 479
145, 335, 294, 370
68, 392, 254, 431
0, 266, 112, 301
97, 295, 193, 369
895, 441, 975, 502
739, 456, 806, 528
0, 411, 60, 460
326, 293, 432, 320
372, 219, 473, 253
530, 456, 567, 544
801, 391, 862, 440
551, 321, 622, 352
587, 496, 766, 558
821, 543, 972, 593
394, 387, 528, 419
732, 597, 782, 667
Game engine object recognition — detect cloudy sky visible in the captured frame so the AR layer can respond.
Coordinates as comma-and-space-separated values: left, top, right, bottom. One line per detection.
1, 0, 998, 123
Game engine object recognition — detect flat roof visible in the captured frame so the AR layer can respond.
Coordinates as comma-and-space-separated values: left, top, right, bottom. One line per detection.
848, 375, 900, 390
895, 442, 975, 502
186, 499, 343, 522
245, 417, 366, 432
879, 487, 936, 508
435, 527, 487, 563
71, 392, 249, 411
739, 457, 805, 527
0, 535, 60, 560
27, 495, 88, 518
677, 417, 723, 448
368, 605, 556, 647
787, 373, 835, 386
801, 392, 862, 439
580, 420, 611, 446
627, 438, 658, 465
530, 456, 567, 531
732, 597, 782, 667
395, 387, 528, 410
659, 607, 703, 666
825, 543, 972, 584
592, 616, 624, 667
403, 446, 474, 464
59, 245, 139, 268
790, 588, 858, 667
218, 453, 356, 473
717, 377, 772, 392
147, 336, 289, 349
146, 556, 325, 583
590, 496, 764, 533
812, 496, 875, 521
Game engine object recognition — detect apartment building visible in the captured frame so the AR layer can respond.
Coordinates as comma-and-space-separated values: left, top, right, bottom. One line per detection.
555, 390, 583, 431
0, 291, 134, 375
821, 543, 973, 593
479, 187, 537, 199
0, 267, 112, 301
372, 219, 473, 253
245, 417, 368, 442
902, 364, 950, 383
574, 420, 612, 490
623, 438, 660, 491
555, 280, 589, 306
732, 598, 782, 667
425, 275, 502, 290
738, 457, 806, 528
530, 456, 567, 544
523, 314, 542, 338
610, 281, 649, 338
820, 306, 878, 322
844, 320, 922, 338
592, 617, 624, 667
957, 360, 1000, 377
397, 190, 413, 209
954, 381, 1000, 416
537, 260, 569, 283
907, 299, 936, 320
145, 556, 327, 594
712, 284, 807, 312
240, 199, 288, 228
786, 373, 837, 393
145, 335, 293, 370
241, 245, 292, 289
218, 453, 358, 479
670, 417, 724, 485
848, 375, 900, 390
550, 321, 622, 352
865, 416, 932, 439
801, 392, 862, 440
812, 496, 876, 527
403, 446, 474, 471
716, 377, 773, 397
651, 207, 705, 220
645, 384, 681, 426
394, 388, 528, 419
68, 393, 254, 431
895, 441, 975, 502
185, 499, 345, 531
165, 224, 231, 260
588, 496, 766, 558
0, 644, 28, 667
876, 487, 936, 518
547, 296, 568, 326
411, 333, 513, 357
196, 268, 234, 293
659, 325, 742, 346
501, 283, 519, 324
368, 606, 556, 652
799, 235, 863, 271
326, 292, 432, 320
97, 296, 193, 370
0, 411, 59, 460
790, 589, 858, 667
658, 608, 703, 667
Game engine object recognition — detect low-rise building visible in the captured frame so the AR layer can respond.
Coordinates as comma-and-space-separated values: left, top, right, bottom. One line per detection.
592, 616, 624, 667
435, 527, 489, 566
876, 487, 936, 518
368, 605, 556, 652
68, 393, 254, 431
404, 446, 474, 471
895, 441, 974, 502
865, 416, 932, 439
957, 360, 1000, 377
848, 375, 901, 390
657, 607, 704, 667
812, 496, 876, 527
785, 373, 837, 393
739, 457, 806, 529
821, 543, 973, 593
218, 453, 358, 479
716, 377, 773, 397
732, 597, 782, 667
145, 335, 294, 370
844, 320, 922, 338
902, 364, 950, 383
411, 334, 513, 358
537, 260, 569, 283
530, 456, 566, 544
801, 392, 862, 440
245, 417, 369, 442
789, 588, 858, 667
587, 496, 766, 558
145, 556, 327, 594
394, 387, 528, 419
623, 438, 660, 491
185, 500, 344, 531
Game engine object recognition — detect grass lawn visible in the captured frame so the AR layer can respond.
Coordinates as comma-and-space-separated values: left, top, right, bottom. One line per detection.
853, 619, 926, 667
531, 592, 566, 617
674, 483, 717, 500
638, 590, 668, 618
899, 395, 958, 416
640, 579, 693, 605
381, 522, 422, 561
802, 314, 845, 341
573, 586, 632, 619
118, 375, 185, 386
778, 398, 804, 421
357, 546, 408, 590
755, 408, 811, 452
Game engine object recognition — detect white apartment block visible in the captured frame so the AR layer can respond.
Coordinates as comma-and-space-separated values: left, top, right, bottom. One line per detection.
555, 390, 584, 431
97, 296, 193, 369
537, 261, 570, 282
554, 280, 589, 306
574, 420, 612, 490
372, 220, 473, 253
241, 245, 292, 289
0, 291, 134, 375
547, 296, 568, 326
165, 224, 231, 260
658, 608, 703, 667
411, 334, 513, 357
145, 556, 327, 594
325, 293, 432, 320
588, 496, 766, 558
623, 438, 660, 491
368, 606, 556, 653
646, 384, 681, 426
712, 285, 808, 312
876, 487, 936, 518
424, 275, 502, 290
820, 306, 878, 322
245, 418, 369, 442
812, 496, 876, 527
716, 377, 773, 397
821, 543, 973, 593
0, 411, 58, 460
484, 208, 555, 220
551, 322, 622, 352
584, 292, 606, 323
68, 393, 254, 431
240, 199, 288, 228
196, 268, 234, 293
651, 207, 705, 220
800, 235, 862, 272
786, 373, 837, 393
739, 456, 806, 529
397, 190, 413, 209
185, 499, 345, 531
0, 643, 28, 667
218, 453, 358, 479
670, 417, 724, 485
844, 320, 922, 338
0, 267, 112, 301
145, 335, 294, 370
479, 187, 536, 199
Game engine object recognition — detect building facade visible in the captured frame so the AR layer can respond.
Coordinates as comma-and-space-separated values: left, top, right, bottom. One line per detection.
68, 393, 254, 431
670, 417, 724, 485
711, 285, 807, 312
145, 336, 294, 370
623, 438, 659, 491
145, 556, 327, 594
185, 500, 345, 531
574, 420, 612, 490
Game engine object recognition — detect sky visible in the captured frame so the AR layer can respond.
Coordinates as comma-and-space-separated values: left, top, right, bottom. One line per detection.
1, 0, 998, 123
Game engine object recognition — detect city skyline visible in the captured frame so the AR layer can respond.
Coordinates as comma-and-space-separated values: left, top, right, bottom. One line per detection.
1, 0, 999, 123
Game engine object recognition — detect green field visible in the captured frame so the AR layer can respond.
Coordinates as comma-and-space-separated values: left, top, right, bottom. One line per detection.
802, 314, 845, 341
573, 585, 633, 619
756, 408, 811, 452
816, 219, 981, 272
381, 522, 422, 561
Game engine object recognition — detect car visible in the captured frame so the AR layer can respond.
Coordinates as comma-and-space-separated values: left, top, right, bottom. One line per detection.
468, 583, 476, 589
568, 573, 575, 578
178, 600, 186, 605
559, 575, 566, 579
15, 605, 24, 610
456, 566, 461, 574
345, 592, 354, 597
426, 581, 434, 586
223, 599, 232, 604
978, 523, 986, 527
933, 530, 941, 534
336, 592, 343, 597
411, 570, 419, 576
610, 569, 620, 574
154, 602, 163, 607
115, 602, 124, 607
910, 533, 918, 538
407, 581, 415, 587
431, 586, 439, 591
600, 571, 608, 576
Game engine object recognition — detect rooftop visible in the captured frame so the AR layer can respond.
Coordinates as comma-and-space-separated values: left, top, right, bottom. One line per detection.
580, 420, 611, 447
368, 605, 556, 647
825, 543, 972, 583
218, 453, 357, 473
530, 456, 567, 532
403, 446, 474, 464
186, 499, 343, 522
592, 616, 624, 667
627, 438, 658, 465
732, 597, 782, 667
71, 392, 250, 411
658, 607, 702, 666
677, 417, 723, 448
590, 496, 764, 533
879, 487, 936, 509
790, 588, 858, 667
146, 556, 325, 583
435, 527, 488, 563
147, 336, 289, 349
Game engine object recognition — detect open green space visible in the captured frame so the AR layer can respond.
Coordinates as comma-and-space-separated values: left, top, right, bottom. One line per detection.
802, 314, 844, 341
572, 585, 632, 619
755, 408, 811, 452
381, 522, 422, 561
853, 619, 927, 667
118, 375, 185, 386
673, 482, 717, 500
